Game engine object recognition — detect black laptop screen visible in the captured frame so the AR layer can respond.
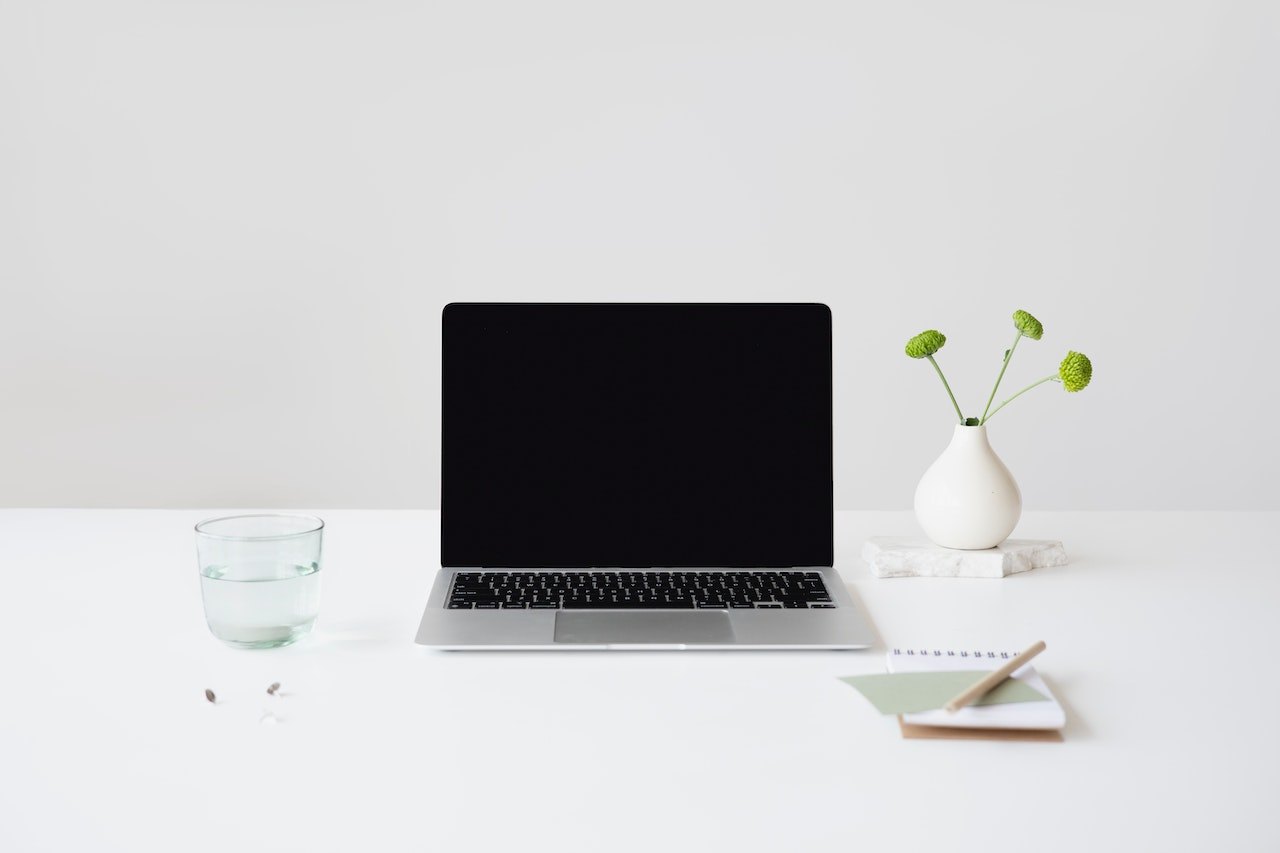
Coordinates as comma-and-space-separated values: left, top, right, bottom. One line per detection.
441, 303, 833, 568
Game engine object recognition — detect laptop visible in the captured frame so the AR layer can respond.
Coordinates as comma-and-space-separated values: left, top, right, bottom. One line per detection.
415, 303, 874, 650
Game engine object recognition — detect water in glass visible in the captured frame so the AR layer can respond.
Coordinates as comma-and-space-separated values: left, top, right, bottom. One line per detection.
200, 560, 321, 648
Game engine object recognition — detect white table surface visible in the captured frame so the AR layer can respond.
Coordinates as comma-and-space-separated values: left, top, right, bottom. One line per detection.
2, 509, 1277, 852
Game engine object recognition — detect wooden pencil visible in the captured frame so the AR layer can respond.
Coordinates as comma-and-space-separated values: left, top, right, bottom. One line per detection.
943, 640, 1047, 713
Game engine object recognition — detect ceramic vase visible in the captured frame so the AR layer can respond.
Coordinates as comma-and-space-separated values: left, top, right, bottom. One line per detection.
914, 424, 1021, 550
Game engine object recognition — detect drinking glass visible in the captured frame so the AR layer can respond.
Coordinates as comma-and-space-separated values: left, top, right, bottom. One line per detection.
195, 514, 324, 649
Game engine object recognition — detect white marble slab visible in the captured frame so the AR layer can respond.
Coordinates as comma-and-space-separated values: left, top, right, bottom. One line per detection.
861, 537, 1068, 578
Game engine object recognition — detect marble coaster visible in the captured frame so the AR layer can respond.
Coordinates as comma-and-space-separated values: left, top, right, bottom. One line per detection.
862, 537, 1068, 579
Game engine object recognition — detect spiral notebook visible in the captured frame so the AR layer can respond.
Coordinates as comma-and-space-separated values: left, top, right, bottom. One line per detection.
888, 648, 1066, 740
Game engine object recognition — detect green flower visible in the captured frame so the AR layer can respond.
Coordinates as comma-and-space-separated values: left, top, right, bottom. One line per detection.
905, 329, 946, 359
1058, 351, 1092, 392
1013, 309, 1043, 340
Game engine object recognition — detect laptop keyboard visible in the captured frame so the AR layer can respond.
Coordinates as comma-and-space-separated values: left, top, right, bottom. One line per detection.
446, 571, 835, 610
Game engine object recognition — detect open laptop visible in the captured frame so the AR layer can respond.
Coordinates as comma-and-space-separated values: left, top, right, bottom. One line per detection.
415, 303, 873, 650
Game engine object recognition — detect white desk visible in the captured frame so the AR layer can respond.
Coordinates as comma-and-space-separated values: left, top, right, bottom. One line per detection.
2, 510, 1277, 852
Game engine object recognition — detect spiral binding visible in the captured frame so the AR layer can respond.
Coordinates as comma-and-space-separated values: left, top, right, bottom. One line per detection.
891, 649, 1012, 659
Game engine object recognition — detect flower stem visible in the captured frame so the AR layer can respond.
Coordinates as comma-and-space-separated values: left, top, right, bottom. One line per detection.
926, 354, 965, 424
980, 331, 1023, 424
982, 375, 1059, 423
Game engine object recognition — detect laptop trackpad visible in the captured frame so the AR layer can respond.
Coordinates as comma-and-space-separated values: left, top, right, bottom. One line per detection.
554, 611, 734, 645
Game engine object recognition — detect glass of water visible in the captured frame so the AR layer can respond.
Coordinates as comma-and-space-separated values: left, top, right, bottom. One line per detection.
196, 514, 324, 649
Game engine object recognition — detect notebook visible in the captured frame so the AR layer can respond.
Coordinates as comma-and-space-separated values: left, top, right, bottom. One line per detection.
887, 648, 1066, 731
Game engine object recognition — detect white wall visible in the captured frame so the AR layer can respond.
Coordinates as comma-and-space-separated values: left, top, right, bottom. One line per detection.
2, 0, 1276, 510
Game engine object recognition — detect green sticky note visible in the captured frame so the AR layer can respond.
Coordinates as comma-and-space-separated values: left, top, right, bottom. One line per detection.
838, 671, 1047, 715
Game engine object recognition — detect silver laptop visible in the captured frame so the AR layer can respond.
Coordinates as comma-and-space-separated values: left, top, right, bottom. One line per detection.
416, 303, 873, 650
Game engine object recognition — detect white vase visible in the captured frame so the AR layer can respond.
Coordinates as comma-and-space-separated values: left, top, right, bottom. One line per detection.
913, 424, 1022, 550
